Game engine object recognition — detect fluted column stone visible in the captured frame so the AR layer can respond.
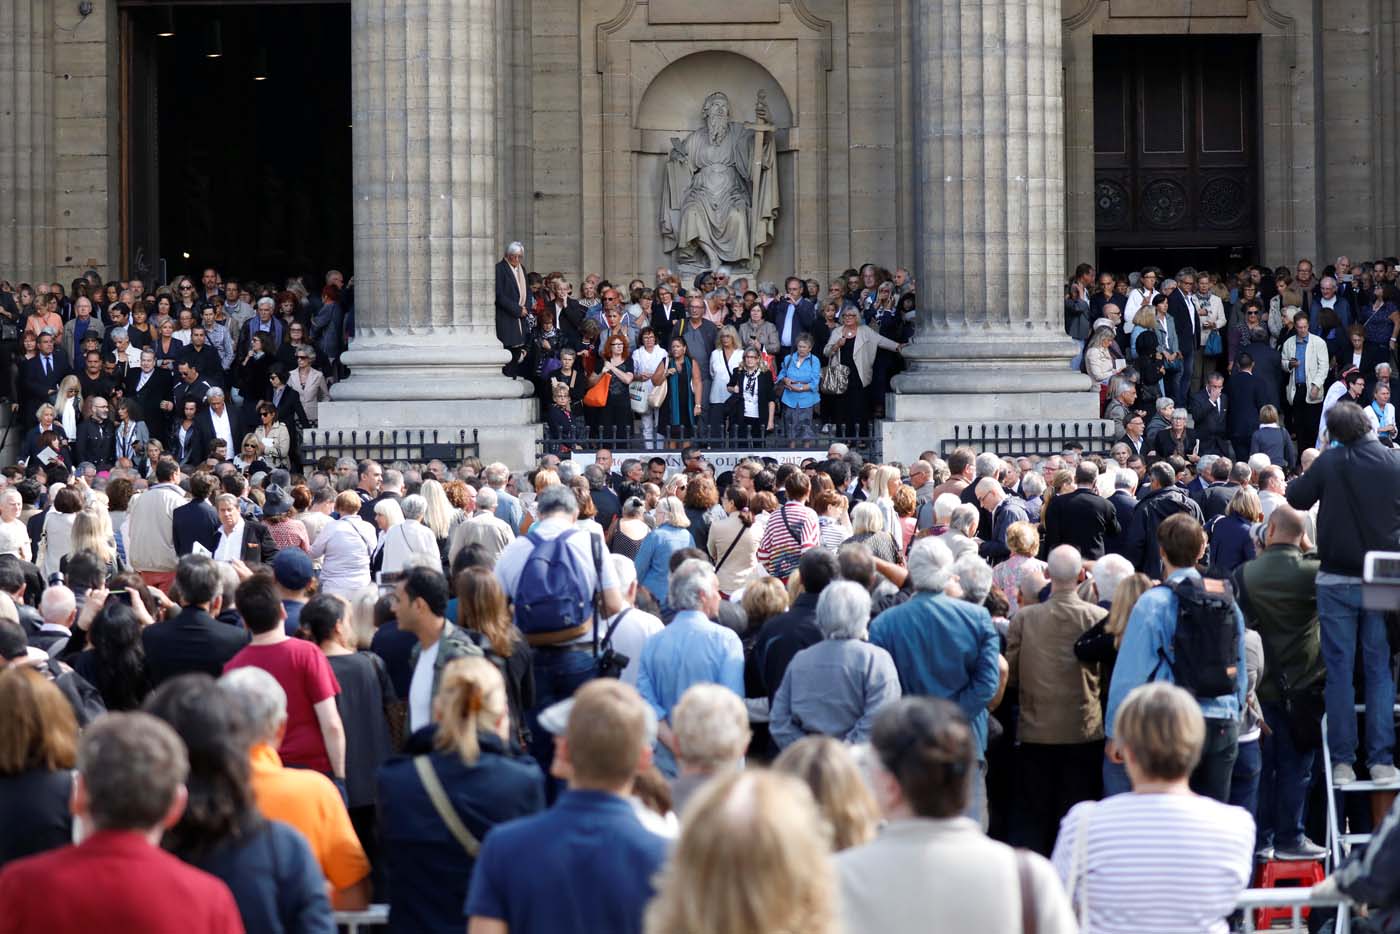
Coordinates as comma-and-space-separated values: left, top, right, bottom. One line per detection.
882, 0, 1101, 457
0, 0, 56, 281
321, 0, 538, 464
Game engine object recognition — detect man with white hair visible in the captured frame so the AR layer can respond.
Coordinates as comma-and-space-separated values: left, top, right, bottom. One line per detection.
635, 559, 743, 778
937, 503, 981, 560
907, 459, 936, 506
770, 580, 901, 750
974, 476, 1028, 562
669, 683, 751, 814
196, 387, 238, 457
481, 461, 523, 534
1088, 553, 1134, 609
0, 489, 31, 562
827, 441, 850, 461
495, 241, 530, 376
917, 490, 961, 534
870, 537, 1002, 824
1005, 545, 1108, 855
30, 584, 76, 656
952, 553, 994, 607
1256, 465, 1288, 523
598, 554, 664, 686
447, 485, 514, 567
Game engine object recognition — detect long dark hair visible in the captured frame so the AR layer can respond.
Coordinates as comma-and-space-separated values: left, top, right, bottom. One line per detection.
89, 602, 152, 711
143, 674, 263, 861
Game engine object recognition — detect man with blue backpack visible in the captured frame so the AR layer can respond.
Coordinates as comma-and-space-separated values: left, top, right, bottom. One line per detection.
495, 484, 625, 772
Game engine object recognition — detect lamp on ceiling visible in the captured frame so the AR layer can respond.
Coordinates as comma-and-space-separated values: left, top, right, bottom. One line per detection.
205, 21, 223, 59
156, 6, 175, 38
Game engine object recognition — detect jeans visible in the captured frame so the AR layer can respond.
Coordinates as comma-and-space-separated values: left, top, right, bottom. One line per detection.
1228, 737, 1262, 819
1257, 701, 1317, 849
1191, 716, 1240, 802
1173, 350, 1194, 403
1317, 580, 1396, 767
1103, 752, 1132, 797
782, 405, 816, 442
527, 646, 597, 790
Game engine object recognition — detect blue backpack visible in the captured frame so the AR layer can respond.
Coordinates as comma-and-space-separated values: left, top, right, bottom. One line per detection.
513, 528, 598, 641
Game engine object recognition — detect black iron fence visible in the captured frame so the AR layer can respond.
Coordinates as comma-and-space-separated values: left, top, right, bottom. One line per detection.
540, 425, 882, 466
940, 421, 1115, 458
300, 429, 480, 467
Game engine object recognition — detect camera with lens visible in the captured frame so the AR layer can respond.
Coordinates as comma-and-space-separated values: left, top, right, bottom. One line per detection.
596, 645, 630, 680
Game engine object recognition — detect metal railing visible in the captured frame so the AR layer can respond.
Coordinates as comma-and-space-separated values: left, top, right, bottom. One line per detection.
540, 424, 882, 463
299, 429, 480, 468
1237, 887, 1348, 933
334, 906, 388, 933
940, 421, 1116, 458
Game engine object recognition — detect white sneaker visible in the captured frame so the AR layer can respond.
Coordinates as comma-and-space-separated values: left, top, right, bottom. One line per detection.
1275, 838, 1329, 861
1369, 763, 1400, 785
1332, 762, 1357, 786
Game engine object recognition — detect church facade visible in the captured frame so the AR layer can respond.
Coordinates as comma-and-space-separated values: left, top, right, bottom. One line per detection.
0, 0, 1394, 460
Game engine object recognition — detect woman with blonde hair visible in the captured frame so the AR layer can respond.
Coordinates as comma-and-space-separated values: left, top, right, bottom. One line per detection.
1208, 486, 1262, 574
867, 464, 902, 535
67, 506, 119, 577
419, 478, 460, 567
991, 521, 1046, 616
633, 495, 694, 611
54, 374, 83, 441
707, 325, 744, 434
376, 656, 545, 933
644, 769, 837, 934
848, 501, 901, 565
774, 736, 881, 851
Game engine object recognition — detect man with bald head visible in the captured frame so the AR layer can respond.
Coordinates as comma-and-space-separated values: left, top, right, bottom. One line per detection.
1231, 504, 1327, 860
1004, 544, 1108, 855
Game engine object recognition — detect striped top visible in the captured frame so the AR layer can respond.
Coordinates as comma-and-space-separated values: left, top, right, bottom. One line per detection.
755, 502, 819, 581
1051, 793, 1254, 934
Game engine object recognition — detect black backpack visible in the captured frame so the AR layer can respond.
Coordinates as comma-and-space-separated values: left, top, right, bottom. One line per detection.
1151, 576, 1239, 699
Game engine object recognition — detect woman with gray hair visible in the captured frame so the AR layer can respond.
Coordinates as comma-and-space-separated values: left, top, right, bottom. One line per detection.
633, 495, 694, 611
848, 500, 902, 565
769, 581, 902, 750
373, 494, 443, 578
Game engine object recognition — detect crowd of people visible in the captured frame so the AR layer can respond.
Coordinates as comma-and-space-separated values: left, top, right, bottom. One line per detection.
495, 247, 913, 448
2, 256, 1400, 933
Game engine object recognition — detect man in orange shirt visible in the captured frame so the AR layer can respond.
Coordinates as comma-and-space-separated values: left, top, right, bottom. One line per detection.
221, 665, 371, 910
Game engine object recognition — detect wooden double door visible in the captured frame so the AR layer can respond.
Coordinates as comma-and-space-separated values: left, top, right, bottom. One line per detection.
1093, 35, 1260, 273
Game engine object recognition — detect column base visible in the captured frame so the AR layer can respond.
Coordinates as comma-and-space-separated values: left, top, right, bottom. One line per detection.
317, 329, 542, 465
880, 327, 1110, 459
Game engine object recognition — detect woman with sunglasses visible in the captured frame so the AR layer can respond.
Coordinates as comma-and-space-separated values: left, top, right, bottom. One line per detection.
253, 402, 291, 470
287, 343, 329, 424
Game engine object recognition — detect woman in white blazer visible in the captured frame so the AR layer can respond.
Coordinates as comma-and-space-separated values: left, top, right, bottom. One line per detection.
823, 305, 905, 437
286, 346, 330, 423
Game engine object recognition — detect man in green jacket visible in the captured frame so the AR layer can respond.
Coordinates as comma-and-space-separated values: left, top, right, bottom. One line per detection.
397, 564, 484, 734
1233, 504, 1327, 861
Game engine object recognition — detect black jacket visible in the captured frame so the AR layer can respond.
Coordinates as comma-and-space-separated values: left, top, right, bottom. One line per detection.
73, 418, 115, 467
494, 260, 529, 349
21, 353, 73, 417
1043, 487, 1121, 561
725, 368, 776, 423
1225, 370, 1269, 440
766, 299, 818, 347
141, 606, 250, 687
1287, 437, 1400, 576
1189, 389, 1232, 457
1168, 289, 1199, 355
748, 592, 821, 702
172, 499, 219, 556
1150, 427, 1199, 462
1123, 485, 1204, 578
215, 520, 279, 566
124, 367, 174, 438
168, 419, 210, 466
1193, 481, 1239, 524
1104, 490, 1139, 558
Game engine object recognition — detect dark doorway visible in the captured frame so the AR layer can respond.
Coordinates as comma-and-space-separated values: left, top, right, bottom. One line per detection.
122, 2, 352, 286
1093, 35, 1260, 275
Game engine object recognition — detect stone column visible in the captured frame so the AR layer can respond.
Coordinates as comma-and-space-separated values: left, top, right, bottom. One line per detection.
320, 0, 538, 465
0, 0, 56, 281
882, 0, 1101, 458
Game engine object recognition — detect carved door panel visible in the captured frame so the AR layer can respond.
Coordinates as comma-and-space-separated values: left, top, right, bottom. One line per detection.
1093, 36, 1259, 267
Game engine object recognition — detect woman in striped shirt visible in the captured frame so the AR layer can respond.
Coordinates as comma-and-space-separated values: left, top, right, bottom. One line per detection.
1052, 683, 1254, 934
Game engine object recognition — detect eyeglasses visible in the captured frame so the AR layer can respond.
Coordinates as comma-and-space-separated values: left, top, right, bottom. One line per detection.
296, 355, 309, 361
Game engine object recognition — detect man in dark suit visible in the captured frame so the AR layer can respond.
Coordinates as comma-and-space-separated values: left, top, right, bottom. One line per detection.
171, 358, 213, 418
651, 284, 686, 348
1167, 273, 1200, 404
178, 325, 226, 389
767, 277, 818, 367
195, 388, 242, 459
1042, 461, 1120, 561
22, 331, 72, 423
495, 243, 530, 377
140, 554, 249, 686
125, 347, 174, 440
1189, 371, 1232, 458
1191, 457, 1237, 523
1103, 470, 1140, 558
171, 472, 220, 556
1226, 352, 1270, 459
1240, 331, 1283, 411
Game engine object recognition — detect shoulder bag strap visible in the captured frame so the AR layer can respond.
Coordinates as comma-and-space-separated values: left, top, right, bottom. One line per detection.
714, 524, 745, 572
1016, 849, 1039, 934
413, 755, 481, 857
781, 504, 804, 545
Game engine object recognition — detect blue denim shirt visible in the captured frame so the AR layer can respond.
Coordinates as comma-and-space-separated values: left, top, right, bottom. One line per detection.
868, 592, 1002, 754
632, 524, 695, 611
1105, 568, 1249, 737
776, 353, 821, 409
636, 610, 745, 724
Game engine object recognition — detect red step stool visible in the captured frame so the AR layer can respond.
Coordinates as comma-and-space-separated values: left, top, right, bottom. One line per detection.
1253, 858, 1326, 929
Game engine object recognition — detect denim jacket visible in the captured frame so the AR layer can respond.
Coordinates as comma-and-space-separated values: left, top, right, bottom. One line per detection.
777, 353, 821, 409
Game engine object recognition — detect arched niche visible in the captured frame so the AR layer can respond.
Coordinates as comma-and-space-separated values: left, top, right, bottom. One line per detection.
636, 51, 793, 132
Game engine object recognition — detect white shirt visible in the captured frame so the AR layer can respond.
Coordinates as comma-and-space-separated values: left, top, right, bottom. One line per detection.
308, 515, 376, 595
208, 406, 235, 452
600, 606, 664, 685
214, 520, 245, 562
408, 640, 440, 731
741, 369, 760, 418
376, 520, 442, 578
631, 345, 666, 378
708, 348, 743, 404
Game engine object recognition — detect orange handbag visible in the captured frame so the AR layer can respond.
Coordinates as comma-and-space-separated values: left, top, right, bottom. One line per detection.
582, 372, 611, 407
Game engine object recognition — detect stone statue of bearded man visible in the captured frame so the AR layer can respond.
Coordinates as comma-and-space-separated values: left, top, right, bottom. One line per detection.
660, 90, 779, 273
